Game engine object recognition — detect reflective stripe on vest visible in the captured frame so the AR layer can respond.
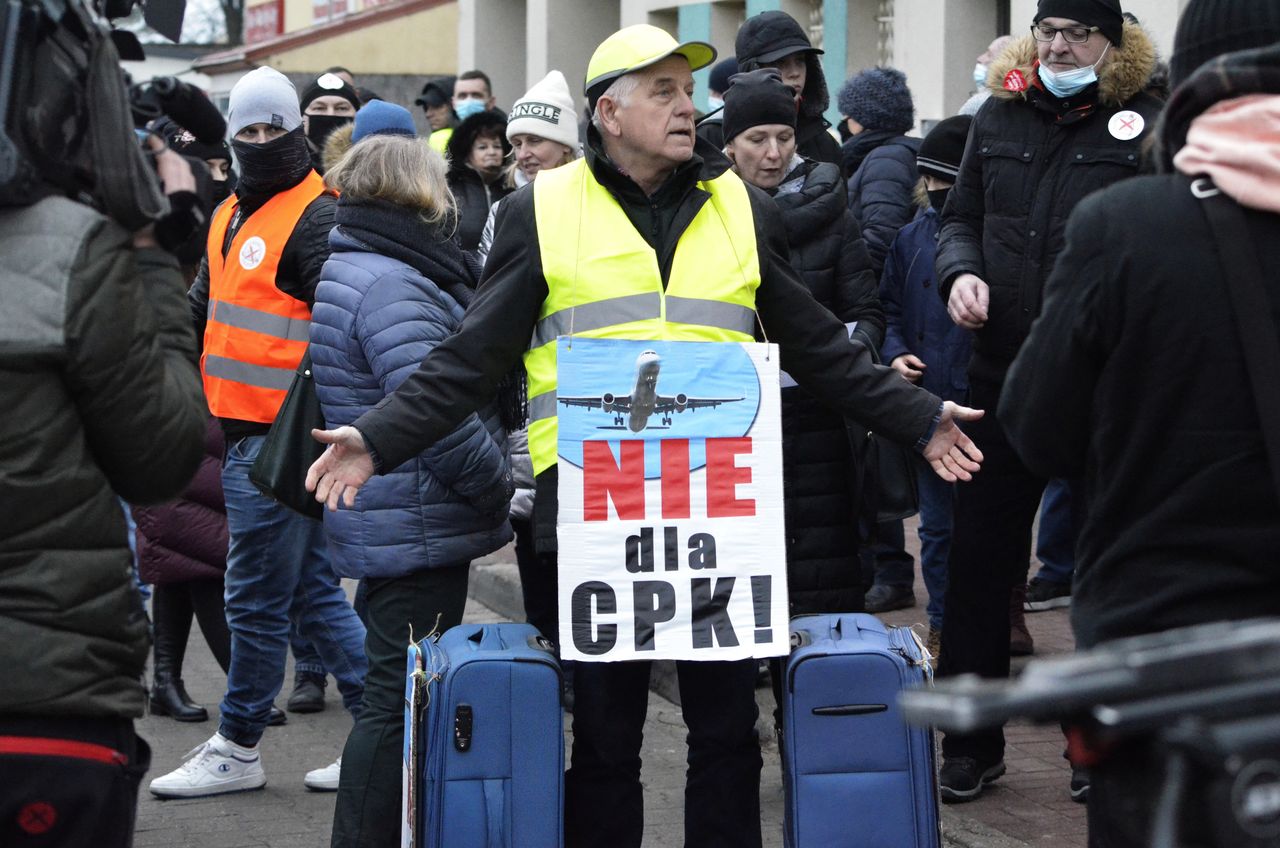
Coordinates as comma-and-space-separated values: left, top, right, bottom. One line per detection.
524, 157, 761, 475
200, 171, 325, 424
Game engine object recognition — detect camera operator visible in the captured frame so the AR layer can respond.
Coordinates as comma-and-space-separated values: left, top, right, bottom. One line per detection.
0, 0, 207, 843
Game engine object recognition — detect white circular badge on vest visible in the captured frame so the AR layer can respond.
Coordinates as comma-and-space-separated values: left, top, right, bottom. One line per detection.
239, 236, 267, 270
1108, 110, 1145, 141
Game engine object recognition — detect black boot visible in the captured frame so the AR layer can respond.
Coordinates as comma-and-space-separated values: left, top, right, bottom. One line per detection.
287, 673, 327, 714
150, 673, 208, 722
150, 585, 209, 722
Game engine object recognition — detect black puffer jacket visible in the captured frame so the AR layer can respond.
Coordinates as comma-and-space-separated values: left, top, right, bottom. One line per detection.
1000, 43, 1280, 649
936, 21, 1161, 386
772, 158, 883, 613
845, 132, 923, 276
1, 197, 205, 718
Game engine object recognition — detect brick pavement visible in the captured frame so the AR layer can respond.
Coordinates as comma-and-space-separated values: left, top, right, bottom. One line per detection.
133, 514, 1087, 847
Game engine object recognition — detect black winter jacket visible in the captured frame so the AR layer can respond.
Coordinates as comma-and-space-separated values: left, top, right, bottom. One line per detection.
936, 21, 1162, 386
1000, 43, 1280, 650
1, 198, 205, 718
772, 158, 883, 612
448, 165, 512, 253
352, 129, 943, 554
845, 133, 922, 277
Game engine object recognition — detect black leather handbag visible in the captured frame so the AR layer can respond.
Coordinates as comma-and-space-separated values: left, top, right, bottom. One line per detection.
248, 349, 325, 520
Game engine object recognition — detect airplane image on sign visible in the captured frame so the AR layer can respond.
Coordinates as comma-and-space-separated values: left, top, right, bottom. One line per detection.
558, 349, 744, 432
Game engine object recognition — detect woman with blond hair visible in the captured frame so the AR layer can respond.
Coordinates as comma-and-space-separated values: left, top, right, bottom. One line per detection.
312, 134, 513, 847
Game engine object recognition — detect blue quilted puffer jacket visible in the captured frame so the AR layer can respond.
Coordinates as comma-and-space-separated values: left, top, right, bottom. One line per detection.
311, 220, 512, 579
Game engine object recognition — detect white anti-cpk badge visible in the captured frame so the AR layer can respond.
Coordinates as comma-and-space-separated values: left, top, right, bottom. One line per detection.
1108, 110, 1145, 141
239, 236, 267, 270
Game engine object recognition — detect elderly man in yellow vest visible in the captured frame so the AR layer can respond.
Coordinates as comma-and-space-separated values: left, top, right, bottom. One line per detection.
307, 26, 983, 848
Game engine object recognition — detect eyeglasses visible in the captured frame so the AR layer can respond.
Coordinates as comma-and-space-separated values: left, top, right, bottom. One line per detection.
1030, 23, 1100, 43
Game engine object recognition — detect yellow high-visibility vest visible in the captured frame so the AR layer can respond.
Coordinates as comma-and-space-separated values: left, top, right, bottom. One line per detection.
429, 127, 453, 155
525, 157, 761, 474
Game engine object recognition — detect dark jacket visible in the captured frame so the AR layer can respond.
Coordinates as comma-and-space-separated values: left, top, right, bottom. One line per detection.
351, 128, 943, 554
188, 168, 338, 439
134, 418, 229, 585
771, 158, 884, 612
448, 165, 512, 252
0, 197, 205, 718
999, 43, 1280, 649
880, 206, 972, 403
311, 200, 512, 578
936, 20, 1162, 386
695, 111, 725, 151
845, 133, 923, 276
447, 110, 513, 252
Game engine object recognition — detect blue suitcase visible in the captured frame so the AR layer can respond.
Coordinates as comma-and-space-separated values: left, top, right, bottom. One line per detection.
783, 613, 940, 848
403, 622, 563, 848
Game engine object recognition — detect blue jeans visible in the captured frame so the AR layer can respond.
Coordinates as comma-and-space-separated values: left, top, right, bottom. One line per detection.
289, 621, 326, 681
1033, 478, 1078, 585
916, 471, 955, 630
219, 435, 368, 747
865, 519, 914, 589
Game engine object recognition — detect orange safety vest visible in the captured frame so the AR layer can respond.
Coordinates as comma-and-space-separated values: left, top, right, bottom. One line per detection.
201, 171, 325, 424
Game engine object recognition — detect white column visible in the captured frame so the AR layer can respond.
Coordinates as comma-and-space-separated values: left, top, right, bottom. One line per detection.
459, 0, 528, 110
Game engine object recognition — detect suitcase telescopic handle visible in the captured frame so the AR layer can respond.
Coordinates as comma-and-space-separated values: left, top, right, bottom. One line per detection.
467, 626, 506, 652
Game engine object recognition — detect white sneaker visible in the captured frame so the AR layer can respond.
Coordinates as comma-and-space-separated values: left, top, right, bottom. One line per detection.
303, 756, 342, 791
148, 733, 266, 798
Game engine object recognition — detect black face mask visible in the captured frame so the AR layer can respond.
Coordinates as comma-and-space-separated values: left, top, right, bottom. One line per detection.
231, 127, 312, 198
211, 177, 232, 208
927, 187, 951, 212
305, 114, 353, 149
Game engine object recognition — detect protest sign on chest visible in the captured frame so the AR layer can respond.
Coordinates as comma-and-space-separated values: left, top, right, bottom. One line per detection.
555, 338, 788, 663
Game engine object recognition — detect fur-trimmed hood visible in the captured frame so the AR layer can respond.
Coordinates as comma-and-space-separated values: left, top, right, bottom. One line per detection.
322, 122, 355, 174
985, 19, 1156, 108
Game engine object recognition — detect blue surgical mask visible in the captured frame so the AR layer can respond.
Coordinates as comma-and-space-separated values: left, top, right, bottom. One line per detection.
706, 95, 724, 113
973, 63, 987, 88
1038, 43, 1110, 99
455, 98, 486, 121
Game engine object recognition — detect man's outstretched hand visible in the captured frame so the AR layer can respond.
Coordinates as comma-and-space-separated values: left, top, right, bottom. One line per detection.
922, 402, 985, 482
306, 426, 375, 511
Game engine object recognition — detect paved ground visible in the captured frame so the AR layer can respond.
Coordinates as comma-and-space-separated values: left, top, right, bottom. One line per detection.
134, 515, 1086, 847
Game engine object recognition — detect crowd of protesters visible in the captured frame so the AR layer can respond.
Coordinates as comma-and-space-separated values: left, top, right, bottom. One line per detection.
3, 0, 1280, 847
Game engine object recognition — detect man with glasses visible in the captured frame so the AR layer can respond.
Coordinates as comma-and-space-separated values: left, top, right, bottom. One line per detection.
933, 0, 1162, 803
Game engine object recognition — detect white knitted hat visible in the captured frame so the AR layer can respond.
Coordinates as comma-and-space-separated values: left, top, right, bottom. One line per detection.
506, 71, 578, 150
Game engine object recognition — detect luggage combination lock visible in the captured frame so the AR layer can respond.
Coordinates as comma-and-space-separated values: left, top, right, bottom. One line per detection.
454, 704, 473, 752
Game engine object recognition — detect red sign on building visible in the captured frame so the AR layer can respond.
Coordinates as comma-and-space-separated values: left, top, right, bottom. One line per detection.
244, 0, 283, 45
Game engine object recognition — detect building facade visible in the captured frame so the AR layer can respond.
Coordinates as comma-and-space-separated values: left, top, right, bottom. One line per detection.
459, 0, 1189, 131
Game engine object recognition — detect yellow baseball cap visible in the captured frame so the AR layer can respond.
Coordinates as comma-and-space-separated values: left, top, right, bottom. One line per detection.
585, 24, 717, 96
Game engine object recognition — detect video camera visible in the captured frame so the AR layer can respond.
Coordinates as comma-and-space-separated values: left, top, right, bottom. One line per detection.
130, 76, 225, 145
0, 0, 189, 227
901, 619, 1280, 848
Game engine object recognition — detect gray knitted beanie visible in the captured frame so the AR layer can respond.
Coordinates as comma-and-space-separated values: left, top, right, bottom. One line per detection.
226, 67, 303, 139
837, 67, 914, 133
